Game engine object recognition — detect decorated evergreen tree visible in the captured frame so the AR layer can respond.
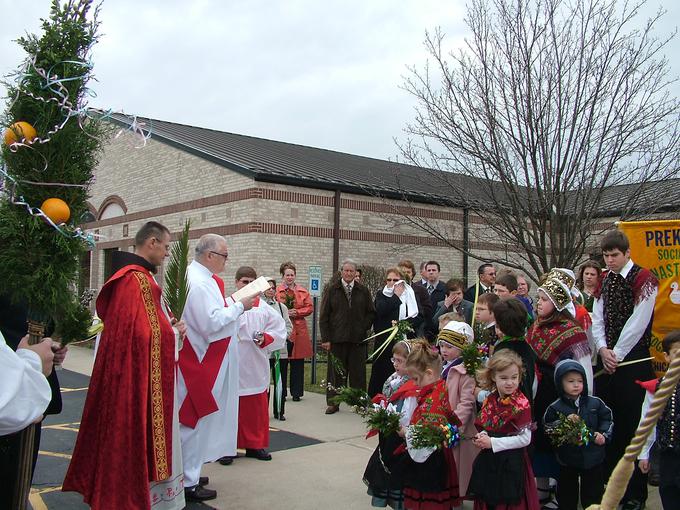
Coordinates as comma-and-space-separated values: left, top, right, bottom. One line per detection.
0, 0, 108, 343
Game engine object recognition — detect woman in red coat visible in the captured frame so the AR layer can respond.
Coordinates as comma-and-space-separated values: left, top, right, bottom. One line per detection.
276, 262, 313, 400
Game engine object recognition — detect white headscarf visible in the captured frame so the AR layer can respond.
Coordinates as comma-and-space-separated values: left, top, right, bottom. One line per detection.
382, 280, 419, 320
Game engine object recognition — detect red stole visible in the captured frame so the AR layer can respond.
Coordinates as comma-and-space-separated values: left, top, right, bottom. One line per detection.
178, 274, 230, 428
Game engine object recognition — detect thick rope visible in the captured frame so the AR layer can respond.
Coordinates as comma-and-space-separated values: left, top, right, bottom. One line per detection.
587, 348, 680, 510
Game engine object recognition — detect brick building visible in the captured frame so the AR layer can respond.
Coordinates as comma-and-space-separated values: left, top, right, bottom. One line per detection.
81, 113, 677, 297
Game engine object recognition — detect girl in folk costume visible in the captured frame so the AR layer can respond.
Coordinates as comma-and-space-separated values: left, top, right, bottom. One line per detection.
544, 268, 594, 341
276, 262, 313, 401
468, 350, 539, 510
526, 276, 592, 507
400, 339, 461, 510
437, 321, 480, 508
364, 340, 419, 510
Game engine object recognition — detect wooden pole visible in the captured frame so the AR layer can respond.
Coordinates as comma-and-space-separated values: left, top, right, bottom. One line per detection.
11, 320, 44, 510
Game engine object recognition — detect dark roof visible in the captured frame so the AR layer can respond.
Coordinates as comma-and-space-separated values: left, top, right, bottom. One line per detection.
101, 112, 488, 206
101, 112, 678, 215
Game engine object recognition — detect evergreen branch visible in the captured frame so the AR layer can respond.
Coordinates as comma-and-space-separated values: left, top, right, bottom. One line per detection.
164, 221, 191, 319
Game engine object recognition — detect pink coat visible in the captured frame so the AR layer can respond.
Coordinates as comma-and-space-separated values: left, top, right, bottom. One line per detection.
446, 364, 479, 497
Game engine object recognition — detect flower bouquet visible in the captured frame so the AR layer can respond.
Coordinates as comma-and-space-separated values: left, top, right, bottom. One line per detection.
462, 339, 489, 376
365, 396, 402, 438
545, 413, 594, 447
407, 421, 461, 449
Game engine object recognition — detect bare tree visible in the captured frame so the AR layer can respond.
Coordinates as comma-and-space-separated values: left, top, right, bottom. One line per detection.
395, 0, 680, 281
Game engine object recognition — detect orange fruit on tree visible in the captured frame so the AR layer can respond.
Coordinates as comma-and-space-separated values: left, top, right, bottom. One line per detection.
3, 121, 37, 146
41, 198, 71, 224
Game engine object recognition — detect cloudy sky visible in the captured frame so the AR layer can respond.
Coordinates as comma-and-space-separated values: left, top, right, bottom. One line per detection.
1, 1, 678, 160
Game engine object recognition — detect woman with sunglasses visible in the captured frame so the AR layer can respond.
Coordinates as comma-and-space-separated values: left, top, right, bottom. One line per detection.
367, 267, 422, 397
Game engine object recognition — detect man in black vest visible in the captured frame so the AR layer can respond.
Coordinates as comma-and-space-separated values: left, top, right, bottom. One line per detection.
591, 230, 658, 510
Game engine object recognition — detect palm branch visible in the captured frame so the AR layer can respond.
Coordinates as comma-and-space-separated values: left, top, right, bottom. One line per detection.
164, 221, 191, 319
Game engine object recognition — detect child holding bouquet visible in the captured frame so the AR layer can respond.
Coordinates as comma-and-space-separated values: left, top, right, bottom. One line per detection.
468, 350, 539, 510
437, 321, 479, 503
400, 339, 461, 510
364, 340, 418, 509
543, 359, 612, 510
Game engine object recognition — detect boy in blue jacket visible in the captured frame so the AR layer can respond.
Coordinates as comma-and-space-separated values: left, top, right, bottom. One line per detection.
543, 359, 613, 510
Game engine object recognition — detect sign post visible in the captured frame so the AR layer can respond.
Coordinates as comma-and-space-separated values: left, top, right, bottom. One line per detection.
308, 265, 322, 384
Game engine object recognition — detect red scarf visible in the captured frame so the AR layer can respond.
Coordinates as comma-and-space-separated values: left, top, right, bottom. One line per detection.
527, 317, 589, 366
476, 390, 531, 434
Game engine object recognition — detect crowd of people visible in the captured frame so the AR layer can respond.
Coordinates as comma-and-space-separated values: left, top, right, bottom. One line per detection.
1, 222, 679, 510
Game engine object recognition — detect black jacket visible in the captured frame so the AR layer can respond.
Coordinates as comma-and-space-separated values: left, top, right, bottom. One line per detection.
543, 360, 613, 469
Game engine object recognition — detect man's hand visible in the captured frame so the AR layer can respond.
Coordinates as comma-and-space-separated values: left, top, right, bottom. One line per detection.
52, 343, 68, 365
638, 459, 650, 473
599, 347, 618, 373
18, 335, 54, 376
240, 295, 255, 311
174, 320, 187, 338
321, 342, 331, 351
594, 432, 606, 445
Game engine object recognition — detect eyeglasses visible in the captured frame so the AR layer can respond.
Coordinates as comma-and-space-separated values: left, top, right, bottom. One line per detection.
210, 251, 229, 260
386, 278, 401, 282
239, 278, 254, 284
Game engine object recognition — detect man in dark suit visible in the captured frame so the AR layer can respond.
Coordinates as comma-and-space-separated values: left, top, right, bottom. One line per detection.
433, 279, 474, 325
464, 263, 497, 303
413, 260, 447, 340
319, 259, 375, 415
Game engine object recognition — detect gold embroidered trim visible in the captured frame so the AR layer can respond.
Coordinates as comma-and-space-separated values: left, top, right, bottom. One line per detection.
134, 271, 169, 480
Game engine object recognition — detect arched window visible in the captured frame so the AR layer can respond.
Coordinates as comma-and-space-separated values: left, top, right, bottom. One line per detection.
98, 195, 128, 220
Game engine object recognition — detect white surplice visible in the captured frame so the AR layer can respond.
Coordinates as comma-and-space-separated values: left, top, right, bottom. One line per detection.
0, 330, 51, 436
229, 298, 287, 396
178, 260, 244, 487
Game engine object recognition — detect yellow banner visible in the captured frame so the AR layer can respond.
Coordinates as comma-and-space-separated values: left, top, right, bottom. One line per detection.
619, 219, 680, 375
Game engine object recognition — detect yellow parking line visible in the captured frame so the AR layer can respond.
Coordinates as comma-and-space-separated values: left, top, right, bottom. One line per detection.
29, 486, 61, 510
38, 450, 72, 459
42, 422, 80, 432
60, 387, 88, 393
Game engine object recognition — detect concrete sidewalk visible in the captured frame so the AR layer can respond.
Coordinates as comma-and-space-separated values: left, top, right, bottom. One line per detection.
62, 346, 381, 510
62, 347, 661, 510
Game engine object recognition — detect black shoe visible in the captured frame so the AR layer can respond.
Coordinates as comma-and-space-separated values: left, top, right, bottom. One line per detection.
184, 485, 217, 502
245, 448, 272, 461
199, 476, 209, 486
278, 415, 286, 421
621, 500, 645, 510
292, 396, 301, 402
325, 405, 339, 415
218, 455, 234, 465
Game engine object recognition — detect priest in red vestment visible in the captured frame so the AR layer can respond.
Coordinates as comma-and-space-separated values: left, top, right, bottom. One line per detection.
63, 222, 186, 510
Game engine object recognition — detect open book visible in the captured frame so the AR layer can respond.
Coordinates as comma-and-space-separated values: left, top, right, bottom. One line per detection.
231, 276, 271, 302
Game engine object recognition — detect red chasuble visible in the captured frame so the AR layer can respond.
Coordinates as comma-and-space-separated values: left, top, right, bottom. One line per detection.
63, 265, 175, 510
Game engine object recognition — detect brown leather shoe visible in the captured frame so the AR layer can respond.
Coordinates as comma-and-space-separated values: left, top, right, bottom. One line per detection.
325, 405, 339, 415
184, 485, 217, 501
